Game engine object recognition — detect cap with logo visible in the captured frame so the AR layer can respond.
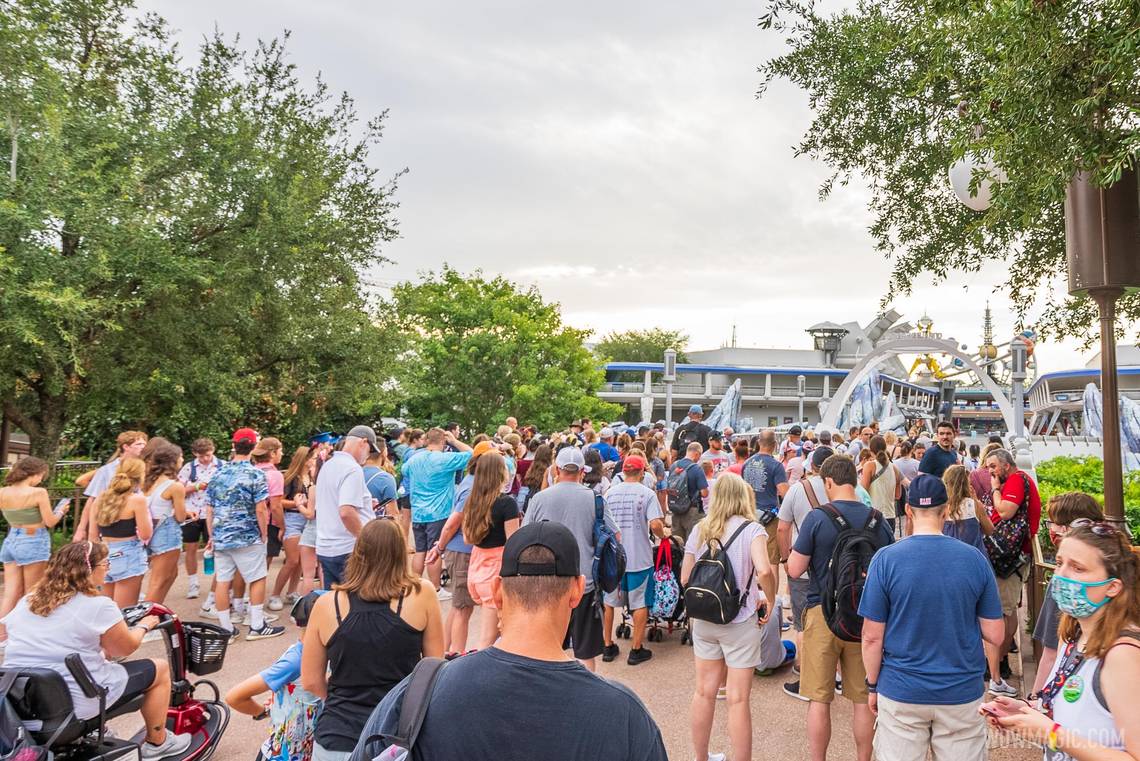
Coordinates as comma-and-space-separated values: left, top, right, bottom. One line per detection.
555, 446, 592, 473
499, 522, 581, 578
232, 427, 258, 445
346, 424, 382, 454
908, 474, 948, 508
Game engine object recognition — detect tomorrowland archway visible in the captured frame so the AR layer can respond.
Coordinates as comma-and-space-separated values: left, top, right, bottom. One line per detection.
820, 336, 1017, 433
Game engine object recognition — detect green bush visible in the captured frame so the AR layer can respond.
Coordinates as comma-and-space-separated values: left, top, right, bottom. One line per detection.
1034, 455, 1140, 540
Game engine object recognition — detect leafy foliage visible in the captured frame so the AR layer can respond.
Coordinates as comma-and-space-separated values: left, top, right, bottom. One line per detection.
0, 0, 401, 460
388, 266, 621, 436
759, 0, 1140, 343
595, 329, 689, 383
1034, 456, 1140, 539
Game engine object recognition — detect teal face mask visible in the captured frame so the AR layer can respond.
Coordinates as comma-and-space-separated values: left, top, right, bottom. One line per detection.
1050, 574, 1117, 619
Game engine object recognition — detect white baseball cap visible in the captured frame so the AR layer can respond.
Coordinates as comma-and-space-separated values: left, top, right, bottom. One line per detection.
555, 446, 592, 473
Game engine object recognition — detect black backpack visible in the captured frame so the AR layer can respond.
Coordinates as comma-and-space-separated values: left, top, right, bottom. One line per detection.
0, 672, 50, 761
665, 462, 699, 515
683, 521, 753, 625
819, 503, 888, 642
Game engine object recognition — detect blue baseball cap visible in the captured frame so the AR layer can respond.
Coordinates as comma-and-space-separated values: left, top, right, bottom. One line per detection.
907, 474, 947, 508
688, 404, 703, 415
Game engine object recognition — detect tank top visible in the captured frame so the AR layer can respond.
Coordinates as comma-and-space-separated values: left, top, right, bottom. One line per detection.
1043, 634, 1140, 760
315, 590, 423, 751
2, 505, 42, 526
146, 477, 175, 521
868, 462, 897, 519
101, 516, 138, 538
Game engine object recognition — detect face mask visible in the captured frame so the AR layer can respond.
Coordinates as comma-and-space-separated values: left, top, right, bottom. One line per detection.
1050, 574, 1117, 618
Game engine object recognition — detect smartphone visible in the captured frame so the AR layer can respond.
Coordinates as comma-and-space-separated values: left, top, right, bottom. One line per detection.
53, 498, 70, 516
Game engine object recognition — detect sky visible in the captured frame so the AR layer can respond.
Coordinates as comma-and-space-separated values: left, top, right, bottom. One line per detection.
149, 0, 1093, 374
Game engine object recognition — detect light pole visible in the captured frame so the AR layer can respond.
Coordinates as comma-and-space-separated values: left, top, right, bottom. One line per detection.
1009, 338, 1027, 440
663, 348, 677, 425
797, 375, 806, 424
1064, 167, 1140, 529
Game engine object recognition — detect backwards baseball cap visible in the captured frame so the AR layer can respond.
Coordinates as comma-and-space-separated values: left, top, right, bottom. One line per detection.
555, 446, 592, 473
599, 427, 615, 439
688, 404, 703, 415
811, 446, 835, 471
289, 590, 326, 627
471, 440, 497, 460
346, 424, 381, 454
788, 425, 803, 436
622, 455, 647, 472
500, 522, 580, 578
908, 474, 948, 508
231, 427, 258, 445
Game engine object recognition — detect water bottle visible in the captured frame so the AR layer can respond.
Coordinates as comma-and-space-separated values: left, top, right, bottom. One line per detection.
203, 549, 214, 576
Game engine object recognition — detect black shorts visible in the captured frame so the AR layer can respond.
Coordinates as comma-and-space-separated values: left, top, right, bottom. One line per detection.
181, 519, 208, 544
266, 524, 282, 558
109, 659, 157, 711
397, 495, 411, 512
562, 588, 604, 661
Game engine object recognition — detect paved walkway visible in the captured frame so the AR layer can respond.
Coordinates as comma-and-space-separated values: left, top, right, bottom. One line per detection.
105, 572, 1041, 760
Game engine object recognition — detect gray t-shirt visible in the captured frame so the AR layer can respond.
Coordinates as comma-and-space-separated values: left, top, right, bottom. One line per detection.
523, 481, 618, 592
1033, 594, 1061, 650
603, 481, 662, 572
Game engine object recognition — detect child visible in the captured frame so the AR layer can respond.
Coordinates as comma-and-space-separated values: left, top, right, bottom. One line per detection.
226, 592, 324, 761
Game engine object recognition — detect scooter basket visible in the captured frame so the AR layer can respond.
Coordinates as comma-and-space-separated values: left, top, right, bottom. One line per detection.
182, 621, 230, 676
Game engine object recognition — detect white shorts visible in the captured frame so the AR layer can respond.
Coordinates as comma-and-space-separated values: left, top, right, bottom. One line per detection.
691, 617, 763, 669
214, 542, 267, 583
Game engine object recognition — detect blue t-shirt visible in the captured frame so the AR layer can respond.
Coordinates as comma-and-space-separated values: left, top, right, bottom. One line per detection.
792, 499, 894, 607
670, 458, 708, 506
942, 516, 987, 555
858, 534, 1002, 705
362, 466, 397, 513
589, 442, 621, 463
402, 450, 474, 523
918, 445, 959, 477
741, 453, 787, 515
350, 648, 667, 761
445, 475, 474, 554
261, 641, 304, 691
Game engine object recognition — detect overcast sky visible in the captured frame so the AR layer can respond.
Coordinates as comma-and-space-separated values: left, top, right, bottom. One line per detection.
151, 0, 1092, 374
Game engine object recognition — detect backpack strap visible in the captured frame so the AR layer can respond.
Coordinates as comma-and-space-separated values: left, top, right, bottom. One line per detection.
803, 479, 822, 509
820, 503, 850, 533
1091, 631, 1140, 710
371, 657, 446, 751
720, 520, 753, 553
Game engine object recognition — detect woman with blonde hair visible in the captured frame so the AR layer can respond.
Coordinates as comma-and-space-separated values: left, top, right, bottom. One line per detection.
682, 473, 778, 761
0, 457, 70, 631
940, 464, 992, 555
969, 441, 1005, 511
142, 441, 187, 604
460, 453, 520, 648
91, 457, 152, 607
302, 519, 443, 761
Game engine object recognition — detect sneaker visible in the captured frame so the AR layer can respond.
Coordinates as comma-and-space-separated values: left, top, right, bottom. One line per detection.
284, 592, 300, 605
201, 606, 219, 620
701, 754, 726, 761
780, 620, 791, 632
267, 596, 284, 611
716, 686, 727, 701
835, 679, 843, 695
783, 680, 809, 702
627, 647, 653, 666
230, 611, 244, 625
999, 655, 1012, 680
1009, 638, 1019, 655
602, 644, 620, 663
247, 624, 286, 641
989, 679, 1018, 697
754, 667, 775, 677
223, 627, 241, 644
260, 611, 279, 624
792, 663, 801, 677
437, 588, 452, 602
186, 580, 200, 599
141, 731, 192, 760
201, 599, 214, 614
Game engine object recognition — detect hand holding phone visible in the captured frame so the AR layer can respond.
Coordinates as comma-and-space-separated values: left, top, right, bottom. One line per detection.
53, 498, 70, 516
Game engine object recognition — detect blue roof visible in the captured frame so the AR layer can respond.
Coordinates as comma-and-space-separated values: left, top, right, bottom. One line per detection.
1026, 366, 1140, 397
603, 363, 938, 394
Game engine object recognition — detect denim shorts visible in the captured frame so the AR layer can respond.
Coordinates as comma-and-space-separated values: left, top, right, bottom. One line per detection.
147, 517, 182, 555
283, 511, 308, 540
106, 538, 148, 583
412, 519, 447, 553
0, 527, 50, 566
299, 519, 317, 548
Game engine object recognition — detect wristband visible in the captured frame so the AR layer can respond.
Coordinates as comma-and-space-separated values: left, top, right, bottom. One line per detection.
1048, 723, 1060, 751
865, 679, 877, 694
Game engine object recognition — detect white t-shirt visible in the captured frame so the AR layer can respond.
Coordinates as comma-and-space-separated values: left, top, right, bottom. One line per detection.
83, 458, 120, 499
314, 451, 372, 557
603, 481, 663, 572
778, 476, 826, 580
684, 516, 769, 624
2, 594, 127, 720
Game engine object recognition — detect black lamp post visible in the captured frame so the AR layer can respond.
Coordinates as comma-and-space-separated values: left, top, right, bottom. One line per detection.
1064, 166, 1140, 528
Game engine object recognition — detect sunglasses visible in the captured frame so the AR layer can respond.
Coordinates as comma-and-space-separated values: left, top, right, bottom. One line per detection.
1069, 518, 1122, 537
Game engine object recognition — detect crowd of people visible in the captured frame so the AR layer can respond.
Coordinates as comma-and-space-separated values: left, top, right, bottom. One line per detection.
0, 404, 1137, 761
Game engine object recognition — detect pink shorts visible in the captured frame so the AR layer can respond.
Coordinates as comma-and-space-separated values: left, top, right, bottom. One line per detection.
467, 545, 504, 609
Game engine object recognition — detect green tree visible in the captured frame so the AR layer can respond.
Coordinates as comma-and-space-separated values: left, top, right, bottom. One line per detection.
759, 0, 1140, 341
388, 266, 620, 435
0, 0, 401, 460
595, 329, 689, 383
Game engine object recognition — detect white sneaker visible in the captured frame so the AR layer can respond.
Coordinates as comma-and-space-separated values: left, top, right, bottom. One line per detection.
201, 606, 219, 620
989, 679, 1018, 697
200, 599, 214, 614
262, 611, 279, 623
696, 754, 726, 761
141, 731, 192, 760
284, 592, 300, 605
436, 588, 452, 602
230, 611, 244, 625
186, 580, 200, 599
267, 596, 284, 611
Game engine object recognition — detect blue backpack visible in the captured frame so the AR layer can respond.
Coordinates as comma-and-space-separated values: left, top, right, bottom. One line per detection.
592, 495, 626, 595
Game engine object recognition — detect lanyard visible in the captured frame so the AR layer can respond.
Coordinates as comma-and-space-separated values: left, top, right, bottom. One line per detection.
1040, 640, 1085, 718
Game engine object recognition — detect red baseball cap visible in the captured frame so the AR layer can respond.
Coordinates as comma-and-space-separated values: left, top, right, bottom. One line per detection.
231, 427, 259, 445
622, 455, 647, 472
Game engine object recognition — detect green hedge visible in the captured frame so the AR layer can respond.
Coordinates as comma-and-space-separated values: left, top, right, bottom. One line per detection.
1034, 456, 1140, 560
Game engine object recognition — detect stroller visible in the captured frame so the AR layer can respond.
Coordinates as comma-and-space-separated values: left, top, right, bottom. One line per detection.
614, 535, 688, 644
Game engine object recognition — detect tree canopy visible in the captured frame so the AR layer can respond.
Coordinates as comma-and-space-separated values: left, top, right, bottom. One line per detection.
388, 266, 621, 436
760, 0, 1140, 341
595, 329, 689, 383
0, 0, 401, 459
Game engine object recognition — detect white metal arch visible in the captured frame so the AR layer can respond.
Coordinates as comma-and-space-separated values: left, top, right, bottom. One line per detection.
820, 337, 1017, 433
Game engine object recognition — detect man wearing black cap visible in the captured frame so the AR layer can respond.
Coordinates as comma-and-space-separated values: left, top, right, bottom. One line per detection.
670, 404, 711, 463
351, 522, 667, 761
859, 474, 1004, 760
